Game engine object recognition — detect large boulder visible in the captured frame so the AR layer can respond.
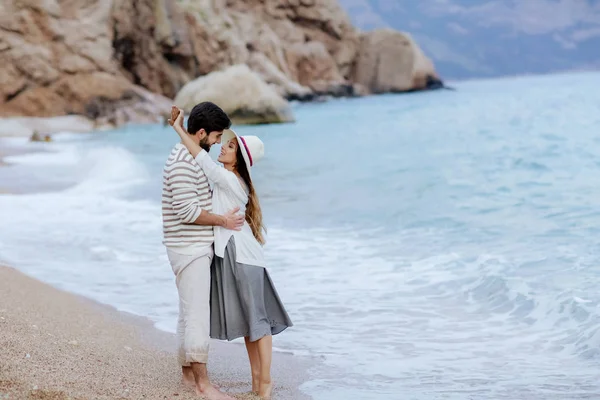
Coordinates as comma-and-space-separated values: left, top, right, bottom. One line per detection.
174, 64, 295, 125
352, 29, 440, 93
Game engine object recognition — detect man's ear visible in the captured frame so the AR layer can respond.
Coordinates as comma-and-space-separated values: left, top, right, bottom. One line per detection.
196, 128, 206, 137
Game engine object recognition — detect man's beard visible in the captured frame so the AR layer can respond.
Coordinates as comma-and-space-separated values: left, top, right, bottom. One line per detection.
199, 137, 211, 152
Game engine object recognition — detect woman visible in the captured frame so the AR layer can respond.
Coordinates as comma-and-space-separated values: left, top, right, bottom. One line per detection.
170, 107, 293, 399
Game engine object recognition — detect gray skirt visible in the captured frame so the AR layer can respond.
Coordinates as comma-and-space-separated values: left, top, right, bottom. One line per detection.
210, 237, 293, 342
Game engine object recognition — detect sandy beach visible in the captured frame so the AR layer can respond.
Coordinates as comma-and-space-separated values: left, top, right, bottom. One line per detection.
0, 266, 310, 400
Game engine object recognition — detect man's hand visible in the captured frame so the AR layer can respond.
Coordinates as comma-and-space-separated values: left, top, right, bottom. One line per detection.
223, 207, 244, 231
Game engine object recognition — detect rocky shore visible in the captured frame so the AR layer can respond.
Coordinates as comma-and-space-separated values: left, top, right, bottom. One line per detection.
0, 0, 445, 131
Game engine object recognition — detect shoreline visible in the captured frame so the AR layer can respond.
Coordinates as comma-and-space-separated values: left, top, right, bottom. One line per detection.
0, 265, 311, 400
0, 137, 313, 399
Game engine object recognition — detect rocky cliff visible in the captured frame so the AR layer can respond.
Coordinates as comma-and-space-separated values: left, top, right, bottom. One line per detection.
0, 0, 442, 127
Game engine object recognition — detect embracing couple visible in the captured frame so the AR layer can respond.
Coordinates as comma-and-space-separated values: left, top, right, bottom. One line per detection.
162, 102, 293, 400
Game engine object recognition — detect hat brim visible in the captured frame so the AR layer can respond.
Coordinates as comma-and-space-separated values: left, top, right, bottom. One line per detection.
222, 128, 253, 177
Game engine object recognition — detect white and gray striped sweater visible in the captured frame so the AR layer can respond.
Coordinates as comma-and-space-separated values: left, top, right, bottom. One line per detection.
162, 144, 213, 248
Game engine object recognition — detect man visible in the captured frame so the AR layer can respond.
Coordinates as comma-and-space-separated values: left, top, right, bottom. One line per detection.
162, 101, 241, 400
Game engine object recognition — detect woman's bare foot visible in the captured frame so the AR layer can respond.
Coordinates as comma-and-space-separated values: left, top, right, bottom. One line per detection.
252, 373, 260, 394
258, 380, 273, 400
196, 383, 235, 400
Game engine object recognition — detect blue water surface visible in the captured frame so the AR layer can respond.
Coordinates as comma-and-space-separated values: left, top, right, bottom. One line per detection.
1, 72, 600, 399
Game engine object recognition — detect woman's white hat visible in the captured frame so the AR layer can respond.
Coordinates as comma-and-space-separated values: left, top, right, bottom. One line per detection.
222, 129, 264, 174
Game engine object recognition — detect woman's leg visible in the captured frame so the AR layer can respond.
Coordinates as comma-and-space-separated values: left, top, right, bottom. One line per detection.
244, 336, 261, 393
257, 335, 273, 399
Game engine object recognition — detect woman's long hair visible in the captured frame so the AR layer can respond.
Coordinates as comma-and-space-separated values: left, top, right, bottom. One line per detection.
235, 145, 266, 245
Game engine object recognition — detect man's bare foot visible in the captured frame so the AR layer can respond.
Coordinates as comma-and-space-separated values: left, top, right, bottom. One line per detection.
259, 380, 273, 400
182, 367, 195, 389
196, 383, 235, 400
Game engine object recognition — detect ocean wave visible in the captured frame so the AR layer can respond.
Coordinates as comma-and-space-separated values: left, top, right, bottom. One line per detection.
66, 146, 150, 195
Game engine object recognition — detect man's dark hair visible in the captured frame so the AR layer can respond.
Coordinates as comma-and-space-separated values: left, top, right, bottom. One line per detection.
187, 102, 231, 135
